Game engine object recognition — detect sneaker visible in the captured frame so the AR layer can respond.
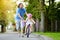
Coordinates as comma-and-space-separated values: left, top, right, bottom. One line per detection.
22, 35, 24, 37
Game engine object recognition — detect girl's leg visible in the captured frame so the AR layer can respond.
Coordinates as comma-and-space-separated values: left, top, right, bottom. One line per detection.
25, 25, 27, 34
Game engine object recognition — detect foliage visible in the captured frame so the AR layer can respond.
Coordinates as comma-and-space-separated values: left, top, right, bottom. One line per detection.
48, 3, 57, 20
45, 2, 60, 21
56, 2, 60, 20
0, 13, 8, 26
26, 0, 41, 20
0, 0, 16, 26
0, 0, 8, 26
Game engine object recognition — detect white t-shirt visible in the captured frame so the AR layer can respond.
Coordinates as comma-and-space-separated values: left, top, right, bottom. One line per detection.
26, 18, 33, 25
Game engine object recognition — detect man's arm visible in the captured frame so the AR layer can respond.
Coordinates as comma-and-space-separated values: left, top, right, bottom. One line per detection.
16, 8, 23, 19
25, 12, 28, 16
18, 13, 22, 19
24, 8, 28, 16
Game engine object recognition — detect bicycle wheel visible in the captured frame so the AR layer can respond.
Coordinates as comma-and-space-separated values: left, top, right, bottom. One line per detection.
27, 24, 30, 38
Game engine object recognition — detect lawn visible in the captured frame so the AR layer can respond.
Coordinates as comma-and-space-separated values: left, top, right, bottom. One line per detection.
35, 32, 60, 40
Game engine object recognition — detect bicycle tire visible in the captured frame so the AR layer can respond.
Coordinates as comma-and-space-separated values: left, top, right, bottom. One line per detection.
27, 24, 30, 38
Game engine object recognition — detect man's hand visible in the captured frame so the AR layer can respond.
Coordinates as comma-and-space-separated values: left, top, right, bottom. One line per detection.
18, 13, 23, 19
23, 20, 26, 22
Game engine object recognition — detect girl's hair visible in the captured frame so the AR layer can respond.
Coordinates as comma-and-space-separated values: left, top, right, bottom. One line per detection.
18, 3, 23, 8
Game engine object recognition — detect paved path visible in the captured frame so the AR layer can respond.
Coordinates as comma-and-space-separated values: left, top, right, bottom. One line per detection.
0, 30, 53, 40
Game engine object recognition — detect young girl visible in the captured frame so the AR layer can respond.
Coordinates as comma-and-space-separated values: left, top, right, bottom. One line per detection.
25, 13, 35, 34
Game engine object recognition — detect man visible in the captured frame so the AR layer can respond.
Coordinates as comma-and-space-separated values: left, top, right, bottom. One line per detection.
15, 3, 27, 37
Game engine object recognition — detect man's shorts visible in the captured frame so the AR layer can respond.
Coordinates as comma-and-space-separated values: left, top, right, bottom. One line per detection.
16, 20, 25, 30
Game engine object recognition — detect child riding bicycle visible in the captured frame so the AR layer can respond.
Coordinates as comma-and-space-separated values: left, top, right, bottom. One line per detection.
25, 13, 35, 34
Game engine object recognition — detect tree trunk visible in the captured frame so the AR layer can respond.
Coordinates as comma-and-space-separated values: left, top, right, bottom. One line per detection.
57, 21, 60, 32
39, 0, 45, 32
40, 12, 44, 32
1, 25, 6, 33
52, 0, 55, 4
44, 16, 49, 32
49, 0, 52, 5
55, 20, 57, 32
35, 18, 39, 32
51, 19, 54, 32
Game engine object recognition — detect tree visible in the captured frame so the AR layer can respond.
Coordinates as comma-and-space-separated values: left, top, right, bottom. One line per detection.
39, 0, 45, 32
0, 0, 8, 32
26, 0, 46, 32
27, 0, 41, 20
0, 0, 16, 32
26, 0, 41, 32
44, 0, 60, 32
56, 2, 60, 32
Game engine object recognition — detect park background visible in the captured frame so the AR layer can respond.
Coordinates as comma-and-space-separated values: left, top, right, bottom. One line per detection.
0, 0, 60, 40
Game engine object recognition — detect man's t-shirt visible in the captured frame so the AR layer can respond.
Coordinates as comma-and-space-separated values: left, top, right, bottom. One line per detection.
15, 8, 26, 20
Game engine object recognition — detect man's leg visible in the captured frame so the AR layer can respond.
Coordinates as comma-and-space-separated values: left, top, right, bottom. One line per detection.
21, 28, 24, 37
20, 20, 24, 37
16, 21, 20, 36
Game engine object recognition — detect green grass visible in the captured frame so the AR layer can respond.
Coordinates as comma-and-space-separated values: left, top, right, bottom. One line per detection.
35, 32, 60, 40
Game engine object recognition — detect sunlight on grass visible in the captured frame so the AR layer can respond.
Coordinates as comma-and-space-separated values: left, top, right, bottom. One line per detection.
35, 32, 60, 40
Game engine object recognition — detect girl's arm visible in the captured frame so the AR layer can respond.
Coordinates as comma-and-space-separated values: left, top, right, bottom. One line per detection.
31, 18, 35, 24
